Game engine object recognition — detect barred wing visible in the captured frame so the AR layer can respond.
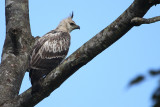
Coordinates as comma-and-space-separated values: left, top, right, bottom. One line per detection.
30, 31, 70, 71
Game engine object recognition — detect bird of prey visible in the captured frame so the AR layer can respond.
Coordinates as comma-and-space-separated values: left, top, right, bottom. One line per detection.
29, 13, 80, 93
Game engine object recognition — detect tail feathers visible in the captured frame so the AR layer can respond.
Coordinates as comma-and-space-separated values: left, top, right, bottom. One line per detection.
32, 81, 41, 94
29, 69, 42, 94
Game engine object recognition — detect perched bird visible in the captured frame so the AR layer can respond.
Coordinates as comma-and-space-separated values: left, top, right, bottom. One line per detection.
29, 13, 80, 93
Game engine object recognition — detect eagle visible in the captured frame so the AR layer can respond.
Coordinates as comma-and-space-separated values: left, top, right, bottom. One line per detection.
29, 13, 80, 93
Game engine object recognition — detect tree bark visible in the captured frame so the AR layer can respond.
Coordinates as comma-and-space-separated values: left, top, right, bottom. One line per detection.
0, 0, 159, 107
131, 16, 160, 26
0, 0, 34, 106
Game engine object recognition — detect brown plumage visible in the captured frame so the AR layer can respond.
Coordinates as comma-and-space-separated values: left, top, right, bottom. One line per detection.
29, 13, 80, 94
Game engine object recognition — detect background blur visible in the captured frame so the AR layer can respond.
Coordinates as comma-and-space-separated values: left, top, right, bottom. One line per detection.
0, 0, 160, 107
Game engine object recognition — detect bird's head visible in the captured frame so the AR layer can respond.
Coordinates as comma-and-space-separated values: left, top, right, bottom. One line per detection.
56, 12, 80, 33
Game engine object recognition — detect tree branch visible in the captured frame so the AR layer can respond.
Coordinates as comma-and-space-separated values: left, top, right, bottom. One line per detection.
131, 16, 160, 26
0, 0, 34, 105
1, 0, 158, 106
1, 0, 160, 106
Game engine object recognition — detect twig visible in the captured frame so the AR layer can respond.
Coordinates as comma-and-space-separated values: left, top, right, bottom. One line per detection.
131, 16, 160, 26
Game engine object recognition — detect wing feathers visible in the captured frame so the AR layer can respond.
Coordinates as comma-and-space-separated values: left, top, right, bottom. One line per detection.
30, 31, 70, 71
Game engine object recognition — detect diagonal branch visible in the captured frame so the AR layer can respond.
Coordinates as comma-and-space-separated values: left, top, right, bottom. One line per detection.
131, 16, 160, 26
2, 0, 158, 107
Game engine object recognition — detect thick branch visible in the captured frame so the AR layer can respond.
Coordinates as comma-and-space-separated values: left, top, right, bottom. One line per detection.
131, 16, 160, 26
2, 0, 157, 107
0, 0, 34, 105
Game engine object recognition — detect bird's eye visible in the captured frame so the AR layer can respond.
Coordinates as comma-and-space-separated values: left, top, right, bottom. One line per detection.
70, 23, 75, 25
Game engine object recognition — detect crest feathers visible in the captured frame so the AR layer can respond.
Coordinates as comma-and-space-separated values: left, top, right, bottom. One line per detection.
70, 12, 74, 19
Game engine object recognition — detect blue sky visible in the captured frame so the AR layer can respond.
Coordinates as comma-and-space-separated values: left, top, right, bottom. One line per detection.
0, 0, 160, 107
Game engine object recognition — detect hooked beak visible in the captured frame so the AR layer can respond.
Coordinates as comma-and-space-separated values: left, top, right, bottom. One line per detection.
75, 25, 80, 30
